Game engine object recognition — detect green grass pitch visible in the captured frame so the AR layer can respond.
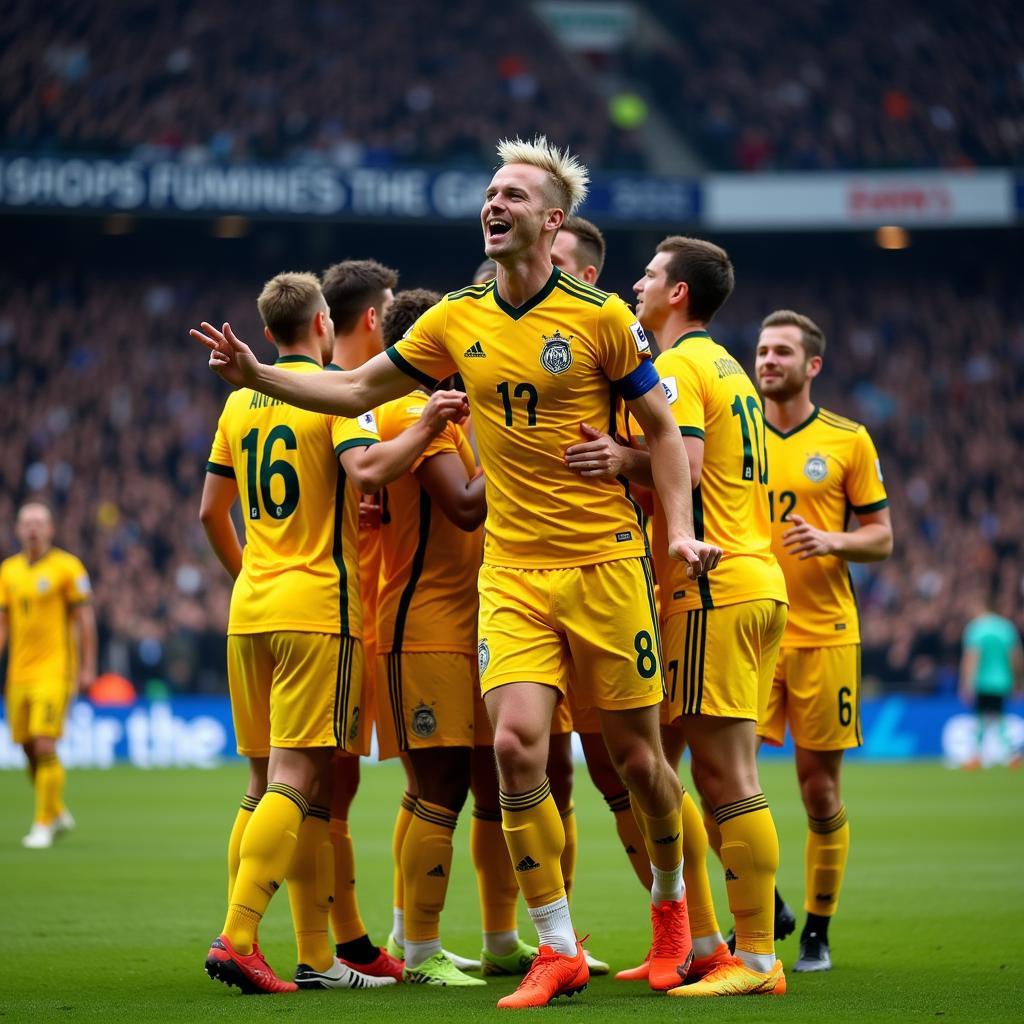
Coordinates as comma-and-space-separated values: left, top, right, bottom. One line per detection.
0, 759, 1019, 1022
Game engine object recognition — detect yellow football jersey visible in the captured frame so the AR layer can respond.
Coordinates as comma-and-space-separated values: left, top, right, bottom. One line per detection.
207, 356, 379, 637
766, 406, 888, 647
649, 331, 788, 613
387, 268, 658, 569
0, 547, 91, 687
376, 392, 483, 654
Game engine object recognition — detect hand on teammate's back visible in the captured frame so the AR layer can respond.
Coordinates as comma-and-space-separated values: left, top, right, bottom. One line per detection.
563, 423, 627, 478
190, 321, 260, 389
669, 537, 723, 580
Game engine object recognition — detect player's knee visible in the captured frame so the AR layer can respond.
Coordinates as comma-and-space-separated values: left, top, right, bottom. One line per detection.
611, 743, 660, 795
492, 725, 544, 786
799, 769, 840, 819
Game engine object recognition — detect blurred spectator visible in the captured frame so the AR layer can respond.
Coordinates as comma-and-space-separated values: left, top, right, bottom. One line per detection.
633, 0, 1024, 170
0, 0, 627, 170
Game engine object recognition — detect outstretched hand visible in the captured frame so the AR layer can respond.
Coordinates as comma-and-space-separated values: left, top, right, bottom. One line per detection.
189, 321, 261, 389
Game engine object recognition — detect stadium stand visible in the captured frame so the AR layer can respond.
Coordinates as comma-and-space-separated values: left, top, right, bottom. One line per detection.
632, 0, 1024, 170
1, 264, 1020, 696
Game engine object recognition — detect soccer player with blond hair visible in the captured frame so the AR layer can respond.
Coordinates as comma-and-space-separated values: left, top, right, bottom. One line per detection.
194, 135, 721, 1009
1, 502, 96, 849
199, 271, 465, 994
755, 309, 892, 973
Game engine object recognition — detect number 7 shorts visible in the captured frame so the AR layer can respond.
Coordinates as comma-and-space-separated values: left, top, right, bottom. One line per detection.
758, 644, 862, 750
476, 557, 664, 712
661, 599, 788, 723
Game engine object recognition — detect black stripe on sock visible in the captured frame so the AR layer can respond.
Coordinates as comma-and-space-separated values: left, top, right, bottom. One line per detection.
307, 805, 331, 823
472, 806, 503, 823
240, 794, 260, 812
266, 782, 310, 818
499, 778, 552, 812
808, 804, 848, 834
714, 792, 768, 826
605, 790, 631, 813
559, 804, 575, 820
414, 802, 459, 830
400, 791, 417, 813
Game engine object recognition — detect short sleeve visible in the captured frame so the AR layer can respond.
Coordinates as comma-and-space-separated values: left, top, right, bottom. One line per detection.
597, 295, 658, 400
206, 409, 235, 478
63, 555, 93, 605
380, 397, 459, 473
655, 350, 707, 438
333, 409, 380, 455
847, 428, 889, 515
386, 299, 456, 389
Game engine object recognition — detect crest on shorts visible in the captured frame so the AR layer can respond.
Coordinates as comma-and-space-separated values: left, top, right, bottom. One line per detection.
478, 639, 490, 676
411, 703, 437, 738
348, 706, 360, 742
804, 454, 828, 483
540, 330, 573, 375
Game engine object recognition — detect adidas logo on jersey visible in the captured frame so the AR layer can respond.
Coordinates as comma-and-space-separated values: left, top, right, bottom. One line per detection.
427, 864, 446, 877
516, 855, 541, 872
725, 868, 739, 881
463, 340, 486, 358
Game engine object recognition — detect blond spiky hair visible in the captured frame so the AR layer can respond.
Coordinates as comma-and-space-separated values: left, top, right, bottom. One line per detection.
496, 135, 589, 216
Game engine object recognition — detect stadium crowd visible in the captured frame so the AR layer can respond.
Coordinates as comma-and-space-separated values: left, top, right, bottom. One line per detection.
634, 0, 1024, 170
0, 0, 632, 170
1, 264, 1019, 697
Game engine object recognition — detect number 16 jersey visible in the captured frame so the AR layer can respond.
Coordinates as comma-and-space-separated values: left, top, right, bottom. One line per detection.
386, 267, 659, 569
207, 356, 379, 637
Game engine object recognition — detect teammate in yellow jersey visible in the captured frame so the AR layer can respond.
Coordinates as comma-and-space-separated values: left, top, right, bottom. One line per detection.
755, 309, 892, 973
193, 135, 721, 1009
1, 503, 96, 849
200, 271, 464, 994
574, 236, 789, 996
317, 257, 406, 982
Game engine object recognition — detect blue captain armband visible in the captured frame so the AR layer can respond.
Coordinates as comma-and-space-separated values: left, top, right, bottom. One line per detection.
613, 360, 660, 401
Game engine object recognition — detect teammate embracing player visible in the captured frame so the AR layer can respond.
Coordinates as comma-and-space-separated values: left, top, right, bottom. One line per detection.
193, 136, 721, 1009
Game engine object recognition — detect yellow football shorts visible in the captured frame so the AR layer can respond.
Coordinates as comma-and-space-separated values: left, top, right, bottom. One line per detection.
759, 644, 863, 751
346, 635, 377, 758
477, 558, 664, 713
661, 599, 787, 723
378, 651, 479, 759
5, 680, 72, 745
226, 631, 364, 758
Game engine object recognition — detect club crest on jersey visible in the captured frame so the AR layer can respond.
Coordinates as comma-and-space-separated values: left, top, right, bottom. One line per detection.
478, 639, 491, 675
411, 703, 437, 738
37, 577, 51, 594
540, 330, 573, 375
804, 454, 829, 482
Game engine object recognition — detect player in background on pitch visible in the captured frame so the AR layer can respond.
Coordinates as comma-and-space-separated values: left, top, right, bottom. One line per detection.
200, 271, 464, 994
1, 502, 96, 849
570, 237, 789, 996
755, 309, 893, 971
192, 136, 721, 1009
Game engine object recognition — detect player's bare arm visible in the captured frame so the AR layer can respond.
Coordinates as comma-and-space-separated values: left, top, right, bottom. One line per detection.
627, 386, 722, 578
782, 507, 893, 562
416, 453, 487, 532
342, 390, 469, 493
199, 472, 243, 579
191, 321, 458, 418
71, 603, 98, 693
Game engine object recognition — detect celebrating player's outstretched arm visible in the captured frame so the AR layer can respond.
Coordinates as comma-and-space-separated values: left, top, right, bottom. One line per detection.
191, 320, 469, 423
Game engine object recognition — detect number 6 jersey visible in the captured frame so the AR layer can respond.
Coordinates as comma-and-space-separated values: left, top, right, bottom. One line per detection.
386, 267, 658, 569
647, 331, 788, 616
206, 355, 379, 637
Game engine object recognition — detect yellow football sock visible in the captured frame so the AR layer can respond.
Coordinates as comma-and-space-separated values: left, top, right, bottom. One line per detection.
715, 794, 779, 957
559, 804, 577, 900
403, 799, 459, 942
605, 790, 654, 889
224, 784, 307, 954
634, 796, 683, 873
329, 817, 367, 944
227, 794, 259, 903
702, 800, 723, 860
806, 804, 850, 917
287, 805, 334, 971
34, 752, 64, 825
681, 790, 720, 938
392, 791, 417, 912
499, 778, 566, 909
471, 807, 519, 932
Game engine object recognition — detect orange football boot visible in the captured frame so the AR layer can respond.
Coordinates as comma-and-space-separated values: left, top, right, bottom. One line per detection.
496, 941, 589, 1009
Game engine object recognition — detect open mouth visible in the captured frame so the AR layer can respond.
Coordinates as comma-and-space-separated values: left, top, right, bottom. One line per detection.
487, 219, 511, 239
